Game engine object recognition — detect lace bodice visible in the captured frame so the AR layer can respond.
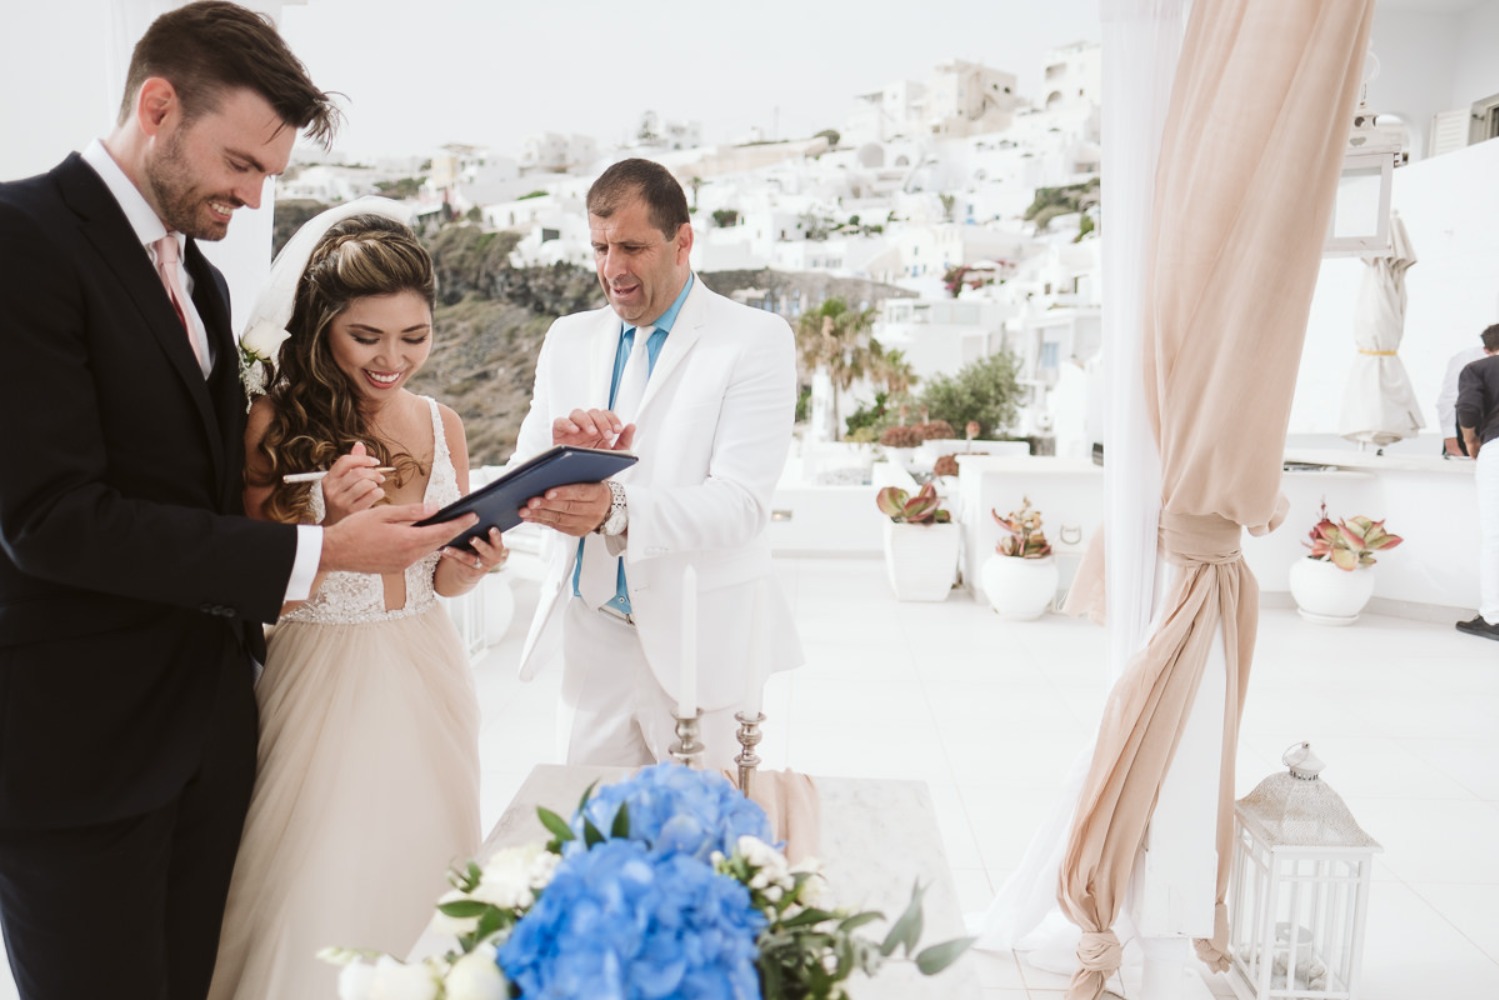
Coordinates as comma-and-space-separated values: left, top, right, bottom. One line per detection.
281, 397, 459, 625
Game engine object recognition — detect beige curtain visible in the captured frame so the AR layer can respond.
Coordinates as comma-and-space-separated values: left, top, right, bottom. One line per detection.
1056, 3, 1375, 999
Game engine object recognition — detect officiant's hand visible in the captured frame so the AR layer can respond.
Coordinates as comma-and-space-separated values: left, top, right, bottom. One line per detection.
517, 483, 611, 537
322, 441, 387, 524
552, 408, 636, 452
321, 505, 478, 575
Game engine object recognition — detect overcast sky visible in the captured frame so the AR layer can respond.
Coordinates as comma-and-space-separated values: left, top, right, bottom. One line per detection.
278, 0, 1101, 159
0, 0, 1098, 176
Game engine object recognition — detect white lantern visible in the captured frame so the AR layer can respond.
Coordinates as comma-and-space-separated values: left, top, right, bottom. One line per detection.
1227, 743, 1381, 1000
1324, 52, 1406, 258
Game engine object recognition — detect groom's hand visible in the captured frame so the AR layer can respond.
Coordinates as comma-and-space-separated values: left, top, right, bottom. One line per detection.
319, 504, 477, 575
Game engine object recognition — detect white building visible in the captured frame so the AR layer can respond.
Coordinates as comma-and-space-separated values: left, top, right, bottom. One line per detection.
278, 163, 384, 203
843, 60, 1023, 146
873, 297, 1015, 383
519, 132, 599, 175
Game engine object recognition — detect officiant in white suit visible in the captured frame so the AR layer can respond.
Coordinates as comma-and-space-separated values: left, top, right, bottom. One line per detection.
509, 158, 802, 769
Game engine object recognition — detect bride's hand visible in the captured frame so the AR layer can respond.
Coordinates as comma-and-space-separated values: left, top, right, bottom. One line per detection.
322, 441, 387, 525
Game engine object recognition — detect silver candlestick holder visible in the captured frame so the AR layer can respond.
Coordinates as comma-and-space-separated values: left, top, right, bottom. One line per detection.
669, 711, 704, 769
734, 711, 765, 797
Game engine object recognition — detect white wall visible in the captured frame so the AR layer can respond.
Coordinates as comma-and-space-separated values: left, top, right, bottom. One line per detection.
0, 1, 114, 180
1366, 6, 1460, 160
0, 0, 297, 334
1451, 1, 1499, 114
1290, 137, 1499, 440
1365, 1, 1499, 160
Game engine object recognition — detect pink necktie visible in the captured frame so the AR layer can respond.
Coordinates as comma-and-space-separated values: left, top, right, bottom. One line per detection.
154, 234, 207, 375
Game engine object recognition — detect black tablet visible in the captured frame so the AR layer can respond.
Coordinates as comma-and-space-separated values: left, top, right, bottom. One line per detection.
416, 445, 638, 551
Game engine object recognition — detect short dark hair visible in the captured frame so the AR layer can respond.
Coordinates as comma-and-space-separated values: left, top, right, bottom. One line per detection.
119, 1, 339, 148
586, 158, 689, 238
1482, 324, 1499, 352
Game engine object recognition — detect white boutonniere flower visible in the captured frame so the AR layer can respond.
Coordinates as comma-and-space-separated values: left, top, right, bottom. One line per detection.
242, 319, 291, 362
237, 320, 290, 407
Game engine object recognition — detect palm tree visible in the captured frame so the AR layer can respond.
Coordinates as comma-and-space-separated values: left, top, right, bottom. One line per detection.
794, 298, 877, 437
868, 342, 917, 401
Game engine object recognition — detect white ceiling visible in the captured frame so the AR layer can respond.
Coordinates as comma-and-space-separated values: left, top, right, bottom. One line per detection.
1377, 0, 1485, 12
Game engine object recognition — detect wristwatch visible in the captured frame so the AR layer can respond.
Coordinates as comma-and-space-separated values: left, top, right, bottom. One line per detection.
597, 480, 628, 535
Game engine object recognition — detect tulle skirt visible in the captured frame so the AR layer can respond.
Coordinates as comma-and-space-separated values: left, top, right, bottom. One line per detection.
208, 604, 481, 1000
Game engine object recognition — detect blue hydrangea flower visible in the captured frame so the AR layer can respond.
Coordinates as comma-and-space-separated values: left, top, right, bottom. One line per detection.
497, 839, 765, 1000
574, 764, 771, 863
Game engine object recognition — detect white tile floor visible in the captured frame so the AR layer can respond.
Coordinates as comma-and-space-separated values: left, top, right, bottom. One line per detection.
2, 555, 1495, 999
473, 557, 1499, 1000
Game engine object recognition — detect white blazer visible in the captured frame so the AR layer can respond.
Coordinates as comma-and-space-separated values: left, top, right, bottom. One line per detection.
509, 277, 804, 710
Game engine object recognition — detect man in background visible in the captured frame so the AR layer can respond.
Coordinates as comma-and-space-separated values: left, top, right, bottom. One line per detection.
1455, 323, 1499, 641
1437, 338, 1488, 457
508, 158, 802, 769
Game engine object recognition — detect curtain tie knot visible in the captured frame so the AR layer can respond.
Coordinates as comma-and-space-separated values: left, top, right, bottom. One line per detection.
1077, 930, 1123, 973
1159, 511, 1241, 566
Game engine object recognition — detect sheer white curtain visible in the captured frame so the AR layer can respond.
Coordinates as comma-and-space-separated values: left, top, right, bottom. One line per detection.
971, 0, 1184, 959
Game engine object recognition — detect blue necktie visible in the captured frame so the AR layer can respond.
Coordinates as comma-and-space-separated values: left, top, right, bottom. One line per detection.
575, 326, 665, 611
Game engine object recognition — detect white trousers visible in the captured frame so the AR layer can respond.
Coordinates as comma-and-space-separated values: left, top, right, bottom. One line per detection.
558, 599, 741, 772
1479, 444, 1499, 624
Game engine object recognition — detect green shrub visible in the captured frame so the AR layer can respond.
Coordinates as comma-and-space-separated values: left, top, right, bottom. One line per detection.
919, 351, 1021, 438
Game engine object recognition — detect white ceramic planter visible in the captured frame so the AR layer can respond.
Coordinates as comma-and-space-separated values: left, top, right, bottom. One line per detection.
882, 521, 961, 602
979, 554, 1059, 620
1288, 557, 1375, 625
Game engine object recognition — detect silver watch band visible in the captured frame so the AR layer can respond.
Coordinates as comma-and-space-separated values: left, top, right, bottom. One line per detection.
598, 479, 628, 535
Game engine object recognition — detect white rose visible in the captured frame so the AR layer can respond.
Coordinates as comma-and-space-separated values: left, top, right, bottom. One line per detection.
429, 889, 482, 937
797, 871, 830, 909
473, 844, 552, 909
370, 956, 439, 1000
241, 319, 291, 361
790, 855, 823, 876
444, 947, 508, 1000
527, 848, 561, 890
336, 960, 377, 1000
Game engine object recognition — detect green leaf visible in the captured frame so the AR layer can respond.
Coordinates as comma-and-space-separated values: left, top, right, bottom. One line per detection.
780, 907, 837, 929
537, 806, 575, 843
473, 906, 508, 943
837, 911, 884, 934
583, 817, 606, 848
879, 881, 927, 958
437, 899, 492, 918
577, 779, 600, 815
611, 802, 631, 839
915, 936, 977, 975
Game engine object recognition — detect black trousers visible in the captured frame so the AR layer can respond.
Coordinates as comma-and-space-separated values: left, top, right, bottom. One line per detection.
0, 674, 256, 1000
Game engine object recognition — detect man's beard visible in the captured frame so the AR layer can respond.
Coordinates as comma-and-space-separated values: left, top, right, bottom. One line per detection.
145, 129, 229, 241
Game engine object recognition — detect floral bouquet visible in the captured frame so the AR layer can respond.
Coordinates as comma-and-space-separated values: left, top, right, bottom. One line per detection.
324, 764, 971, 1000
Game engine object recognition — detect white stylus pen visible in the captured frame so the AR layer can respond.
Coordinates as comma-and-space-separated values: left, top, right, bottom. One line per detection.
282, 466, 396, 484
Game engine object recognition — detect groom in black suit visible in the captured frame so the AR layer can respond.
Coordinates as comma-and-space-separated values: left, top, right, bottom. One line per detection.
0, 5, 473, 999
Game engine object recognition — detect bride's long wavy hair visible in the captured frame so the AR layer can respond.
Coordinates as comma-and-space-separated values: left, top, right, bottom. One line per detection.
251, 214, 437, 524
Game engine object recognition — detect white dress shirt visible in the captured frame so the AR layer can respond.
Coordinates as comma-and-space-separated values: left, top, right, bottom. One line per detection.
1438, 345, 1488, 440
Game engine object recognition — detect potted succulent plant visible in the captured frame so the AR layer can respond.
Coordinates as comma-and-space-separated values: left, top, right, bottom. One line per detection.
979, 496, 1059, 620
876, 482, 960, 601
877, 424, 923, 471
1288, 501, 1403, 624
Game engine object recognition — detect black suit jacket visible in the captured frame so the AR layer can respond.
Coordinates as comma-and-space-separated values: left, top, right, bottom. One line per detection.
0, 154, 298, 829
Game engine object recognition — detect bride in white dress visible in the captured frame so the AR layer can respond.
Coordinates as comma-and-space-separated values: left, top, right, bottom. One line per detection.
208, 208, 505, 1000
